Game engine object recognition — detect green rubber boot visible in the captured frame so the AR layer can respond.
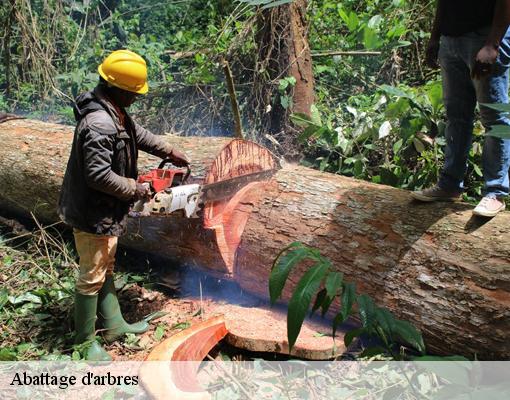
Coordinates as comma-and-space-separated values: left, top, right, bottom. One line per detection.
98, 276, 149, 342
74, 293, 112, 361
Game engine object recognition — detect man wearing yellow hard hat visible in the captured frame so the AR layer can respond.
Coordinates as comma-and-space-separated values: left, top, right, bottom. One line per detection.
58, 50, 189, 360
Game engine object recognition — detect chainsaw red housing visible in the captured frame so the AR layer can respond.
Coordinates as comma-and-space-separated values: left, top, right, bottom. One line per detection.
137, 169, 185, 192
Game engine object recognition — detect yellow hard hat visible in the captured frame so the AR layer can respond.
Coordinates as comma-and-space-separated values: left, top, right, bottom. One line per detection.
98, 49, 148, 94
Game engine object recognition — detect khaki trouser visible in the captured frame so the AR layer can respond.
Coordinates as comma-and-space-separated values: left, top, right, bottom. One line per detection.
73, 229, 118, 295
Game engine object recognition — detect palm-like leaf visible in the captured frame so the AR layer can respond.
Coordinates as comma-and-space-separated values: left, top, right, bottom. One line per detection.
238, 0, 294, 9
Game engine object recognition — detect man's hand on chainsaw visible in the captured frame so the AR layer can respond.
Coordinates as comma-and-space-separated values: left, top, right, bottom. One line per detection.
133, 182, 151, 201
167, 148, 190, 168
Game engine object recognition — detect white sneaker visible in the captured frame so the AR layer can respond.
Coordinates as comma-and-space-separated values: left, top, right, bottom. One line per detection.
473, 195, 506, 217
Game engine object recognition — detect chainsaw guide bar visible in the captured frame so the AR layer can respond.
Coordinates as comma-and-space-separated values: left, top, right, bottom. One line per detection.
199, 169, 278, 203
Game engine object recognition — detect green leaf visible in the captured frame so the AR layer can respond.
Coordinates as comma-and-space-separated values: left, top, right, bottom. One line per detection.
310, 104, 321, 125
325, 272, 343, 298
261, 0, 294, 10
380, 168, 399, 187
0, 288, 8, 308
286, 76, 297, 86
287, 261, 330, 350
380, 84, 414, 101
363, 27, 381, 50
3, 255, 13, 266
482, 103, 510, 113
171, 321, 191, 330
143, 310, 169, 323
473, 164, 483, 177
269, 242, 310, 304
367, 15, 382, 29
374, 307, 396, 343
425, 81, 443, 114
114, 274, 128, 290
393, 138, 403, 153
154, 324, 165, 341
353, 159, 364, 177
279, 79, 290, 91
290, 112, 314, 127
487, 125, 510, 138
415, 363, 471, 387
357, 294, 376, 328
319, 155, 330, 171
346, 11, 360, 32
311, 288, 327, 316
393, 319, 426, 354
344, 327, 364, 347
340, 282, 356, 322
413, 137, 425, 154
280, 96, 291, 109
298, 125, 320, 142
321, 272, 343, 316
9, 292, 42, 305
0, 348, 17, 361
239, 0, 273, 6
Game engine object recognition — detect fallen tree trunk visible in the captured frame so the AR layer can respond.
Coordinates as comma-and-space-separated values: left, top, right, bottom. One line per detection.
0, 119, 509, 359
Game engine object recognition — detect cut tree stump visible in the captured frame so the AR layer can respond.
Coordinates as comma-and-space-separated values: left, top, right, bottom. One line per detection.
0, 119, 509, 359
209, 303, 343, 360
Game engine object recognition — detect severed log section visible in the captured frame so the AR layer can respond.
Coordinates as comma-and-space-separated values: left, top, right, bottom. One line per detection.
212, 303, 343, 360
202, 139, 278, 269
140, 316, 228, 400
0, 119, 509, 359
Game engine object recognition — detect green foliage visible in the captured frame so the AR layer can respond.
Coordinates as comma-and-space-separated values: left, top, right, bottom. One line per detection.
270, 242, 431, 358
286, 259, 330, 349
0, 1, 489, 198
278, 76, 297, 110
0, 225, 156, 360
484, 103, 510, 138
295, 80, 486, 198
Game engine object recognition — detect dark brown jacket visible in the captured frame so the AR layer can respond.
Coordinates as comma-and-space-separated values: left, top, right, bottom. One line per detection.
58, 84, 172, 236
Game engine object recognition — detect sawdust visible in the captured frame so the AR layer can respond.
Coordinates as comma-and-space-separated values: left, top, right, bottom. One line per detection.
110, 285, 341, 361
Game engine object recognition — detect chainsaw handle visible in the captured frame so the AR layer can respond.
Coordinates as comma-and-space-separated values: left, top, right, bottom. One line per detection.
157, 159, 191, 184
182, 165, 191, 184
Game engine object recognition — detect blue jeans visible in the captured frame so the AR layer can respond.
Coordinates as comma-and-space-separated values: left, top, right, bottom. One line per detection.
438, 27, 510, 197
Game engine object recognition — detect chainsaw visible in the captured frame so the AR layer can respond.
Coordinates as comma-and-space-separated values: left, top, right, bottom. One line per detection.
130, 159, 276, 218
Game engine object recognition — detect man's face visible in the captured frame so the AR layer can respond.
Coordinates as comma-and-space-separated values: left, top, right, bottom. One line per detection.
119, 91, 139, 108
107, 85, 140, 108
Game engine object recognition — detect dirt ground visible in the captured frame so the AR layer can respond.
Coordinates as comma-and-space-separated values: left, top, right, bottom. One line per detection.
110, 282, 343, 361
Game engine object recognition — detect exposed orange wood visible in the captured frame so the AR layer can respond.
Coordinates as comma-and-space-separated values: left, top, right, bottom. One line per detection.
203, 139, 278, 271
140, 316, 228, 400
204, 181, 267, 272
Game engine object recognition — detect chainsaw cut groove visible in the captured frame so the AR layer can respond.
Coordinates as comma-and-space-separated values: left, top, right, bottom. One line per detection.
203, 139, 278, 272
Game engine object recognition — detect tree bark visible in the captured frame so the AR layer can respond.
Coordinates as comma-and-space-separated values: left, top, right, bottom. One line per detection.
254, 0, 314, 159
1, 119, 509, 359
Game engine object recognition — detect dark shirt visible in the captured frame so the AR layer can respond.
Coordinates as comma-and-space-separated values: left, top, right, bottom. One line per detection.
439, 0, 496, 36
59, 85, 172, 236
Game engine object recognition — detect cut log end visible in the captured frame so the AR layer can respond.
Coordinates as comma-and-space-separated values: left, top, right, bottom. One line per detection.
203, 139, 279, 272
